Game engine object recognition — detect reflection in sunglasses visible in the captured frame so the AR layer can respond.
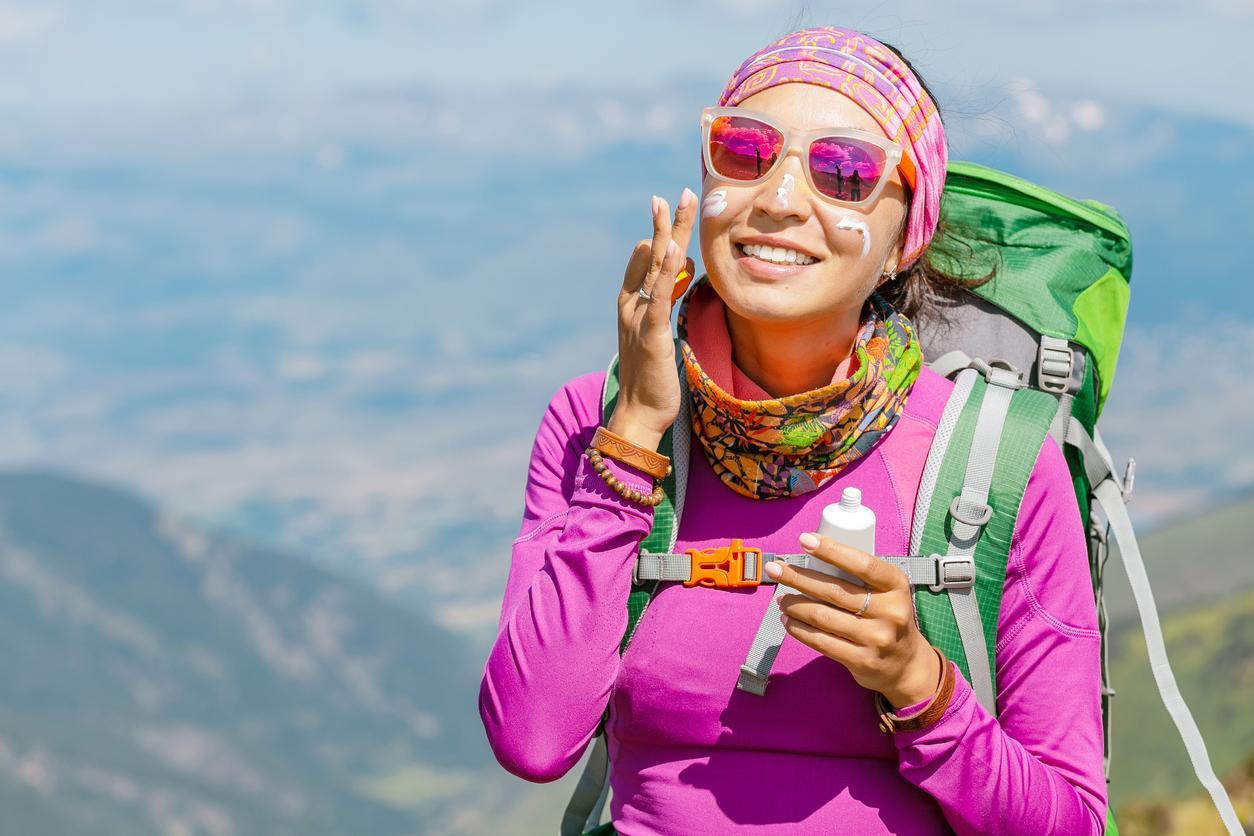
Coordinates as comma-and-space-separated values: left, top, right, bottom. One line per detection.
707, 114, 890, 204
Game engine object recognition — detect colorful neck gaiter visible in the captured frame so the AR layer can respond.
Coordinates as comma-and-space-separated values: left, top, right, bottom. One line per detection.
676, 275, 922, 501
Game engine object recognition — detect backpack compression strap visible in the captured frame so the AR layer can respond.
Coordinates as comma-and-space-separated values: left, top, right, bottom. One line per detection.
1071, 424, 1243, 834
561, 343, 692, 836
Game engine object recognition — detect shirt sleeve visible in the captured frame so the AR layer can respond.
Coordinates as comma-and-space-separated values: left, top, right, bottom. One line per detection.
478, 373, 659, 783
891, 433, 1108, 835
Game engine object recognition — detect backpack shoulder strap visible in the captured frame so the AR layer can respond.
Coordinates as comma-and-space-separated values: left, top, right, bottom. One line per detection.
601, 338, 691, 649
562, 340, 691, 836
913, 360, 1057, 715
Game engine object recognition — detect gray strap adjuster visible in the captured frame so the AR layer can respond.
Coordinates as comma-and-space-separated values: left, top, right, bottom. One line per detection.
1037, 335, 1076, 394
970, 357, 1026, 390
949, 494, 992, 528
930, 554, 976, 592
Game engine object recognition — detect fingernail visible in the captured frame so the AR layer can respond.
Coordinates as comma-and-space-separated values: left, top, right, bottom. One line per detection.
779, 613, 788, 626
667, 240, 677, 255
679, 187, 695, 209
652, 195, 660, 215
799, 532, 820, 550
763, 560, 782, 579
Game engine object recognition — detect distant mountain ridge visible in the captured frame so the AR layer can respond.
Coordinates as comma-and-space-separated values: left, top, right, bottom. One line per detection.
0, 469, 506, 835
1102, 487, 1254, 626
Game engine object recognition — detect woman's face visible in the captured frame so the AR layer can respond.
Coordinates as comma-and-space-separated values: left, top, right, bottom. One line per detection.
698, 82, 909, 326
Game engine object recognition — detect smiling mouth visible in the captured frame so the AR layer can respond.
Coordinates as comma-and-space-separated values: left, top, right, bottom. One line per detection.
734, 242, 822, 267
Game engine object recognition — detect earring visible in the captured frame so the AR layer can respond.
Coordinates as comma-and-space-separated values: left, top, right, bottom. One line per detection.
878, 269, 897, 288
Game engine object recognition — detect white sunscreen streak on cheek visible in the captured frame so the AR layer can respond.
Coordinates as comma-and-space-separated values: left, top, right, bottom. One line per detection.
836, 216, 872, 258
776, 174, 795, 209
701, 189, 728, 218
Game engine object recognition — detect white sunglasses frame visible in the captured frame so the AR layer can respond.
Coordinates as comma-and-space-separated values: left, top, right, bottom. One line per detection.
700, 106, 909, 209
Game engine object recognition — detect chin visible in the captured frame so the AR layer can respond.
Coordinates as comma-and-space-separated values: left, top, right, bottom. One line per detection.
710, 273, 814, 321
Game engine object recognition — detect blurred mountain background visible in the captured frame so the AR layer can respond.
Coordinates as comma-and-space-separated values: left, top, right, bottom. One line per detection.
0, 0, 1250, 833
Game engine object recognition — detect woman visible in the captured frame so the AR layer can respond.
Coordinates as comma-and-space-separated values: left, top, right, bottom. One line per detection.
480, 26, 1106, 835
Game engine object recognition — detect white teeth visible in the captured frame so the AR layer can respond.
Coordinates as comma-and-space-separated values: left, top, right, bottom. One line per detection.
741, 243, 817, 265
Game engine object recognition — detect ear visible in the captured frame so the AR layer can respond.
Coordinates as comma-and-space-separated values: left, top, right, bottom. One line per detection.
877, 241, 905, 289
879, 207, 908, 286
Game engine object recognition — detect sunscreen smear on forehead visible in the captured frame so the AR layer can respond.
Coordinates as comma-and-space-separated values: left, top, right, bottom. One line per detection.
812, 487, 876, 585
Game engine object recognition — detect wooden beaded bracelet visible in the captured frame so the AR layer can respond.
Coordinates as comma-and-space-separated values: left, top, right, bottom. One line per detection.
585, 447, 665, 507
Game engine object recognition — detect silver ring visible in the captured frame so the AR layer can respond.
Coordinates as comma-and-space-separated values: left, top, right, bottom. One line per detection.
855, 590, 872, 617
637, 287, 653, 301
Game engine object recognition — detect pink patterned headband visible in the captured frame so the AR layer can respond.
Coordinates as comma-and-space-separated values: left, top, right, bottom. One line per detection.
716, 27, 947, 271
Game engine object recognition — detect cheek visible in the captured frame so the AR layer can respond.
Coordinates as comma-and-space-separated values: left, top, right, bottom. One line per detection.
700, 188, 729, 219
833, 215, 873, 258
699, 185, 756, 254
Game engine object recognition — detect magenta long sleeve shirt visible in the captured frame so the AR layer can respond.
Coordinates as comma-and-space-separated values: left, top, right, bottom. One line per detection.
479, 365, 1107, 834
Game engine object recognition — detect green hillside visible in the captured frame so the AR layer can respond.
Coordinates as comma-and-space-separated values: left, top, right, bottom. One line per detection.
1103, 491, 1254, 831
1109, 586, 1254, 810
0, 470, 519, 835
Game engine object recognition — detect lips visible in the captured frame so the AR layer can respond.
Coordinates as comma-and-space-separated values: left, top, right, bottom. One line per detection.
733, 241, 817, 279
737, 242, 818, 266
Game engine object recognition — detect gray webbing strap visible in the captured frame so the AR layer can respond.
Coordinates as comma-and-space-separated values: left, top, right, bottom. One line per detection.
560, 733, 610, 836
1065, 416, 1125, 495
928, 348, 974, 381
946, 362, 1023, 716
1048, 392, 1073, 449
633, 552, 974, 590
668, 378, 691, 554
1093, 478, 1243, 835
634, 551, 808, 584
735, 582, 793, 695
565, 380, 693, 835
1087, 514, 1115, 781
912, 369, 980, 556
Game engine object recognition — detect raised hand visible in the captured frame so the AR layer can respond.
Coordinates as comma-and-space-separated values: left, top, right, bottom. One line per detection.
607, 188, 698, 452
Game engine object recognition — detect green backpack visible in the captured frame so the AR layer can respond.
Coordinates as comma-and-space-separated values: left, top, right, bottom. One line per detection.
561, 162, 1242, 836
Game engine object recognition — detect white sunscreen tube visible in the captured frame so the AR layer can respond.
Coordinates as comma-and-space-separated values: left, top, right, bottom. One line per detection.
812, 487, 876, 588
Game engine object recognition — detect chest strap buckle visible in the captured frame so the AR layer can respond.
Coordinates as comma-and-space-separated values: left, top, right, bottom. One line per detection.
684, 539, 763, 588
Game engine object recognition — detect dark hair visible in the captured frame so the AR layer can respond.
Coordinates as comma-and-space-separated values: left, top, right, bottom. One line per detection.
869, 39, 996, 323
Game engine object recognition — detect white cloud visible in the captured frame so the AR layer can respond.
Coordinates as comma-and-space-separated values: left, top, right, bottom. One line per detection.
276, 355, 326, 382
1004, 77, 1109, 147
1100, 316, 1254, 526
0, 5, 62, 46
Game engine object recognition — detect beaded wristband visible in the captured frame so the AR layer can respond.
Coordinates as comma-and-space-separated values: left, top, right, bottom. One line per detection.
585, 447, 665, 507
592, 425, 672, 480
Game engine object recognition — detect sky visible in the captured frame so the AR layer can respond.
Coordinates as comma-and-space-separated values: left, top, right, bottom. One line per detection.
1, 2, 1252, 125
0, 1, 1251, 636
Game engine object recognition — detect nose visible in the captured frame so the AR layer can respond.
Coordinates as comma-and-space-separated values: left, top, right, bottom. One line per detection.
751, 149, 812, 222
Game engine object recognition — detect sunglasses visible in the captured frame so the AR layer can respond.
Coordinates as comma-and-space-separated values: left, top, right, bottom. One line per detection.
700, 106, 917, 208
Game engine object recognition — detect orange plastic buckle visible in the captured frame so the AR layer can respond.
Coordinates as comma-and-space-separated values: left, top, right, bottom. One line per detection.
683, 538, 763, 589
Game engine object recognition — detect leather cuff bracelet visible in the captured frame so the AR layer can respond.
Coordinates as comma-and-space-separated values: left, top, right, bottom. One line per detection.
592, 425, 672, 480
875, 645, 955, 733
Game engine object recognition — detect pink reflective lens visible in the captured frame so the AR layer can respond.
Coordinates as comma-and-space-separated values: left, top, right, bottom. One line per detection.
808, 136, 890, 203
707, 115, 785, 181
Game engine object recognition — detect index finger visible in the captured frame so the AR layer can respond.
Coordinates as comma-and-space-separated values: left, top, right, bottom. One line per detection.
799, 533, 902, 592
